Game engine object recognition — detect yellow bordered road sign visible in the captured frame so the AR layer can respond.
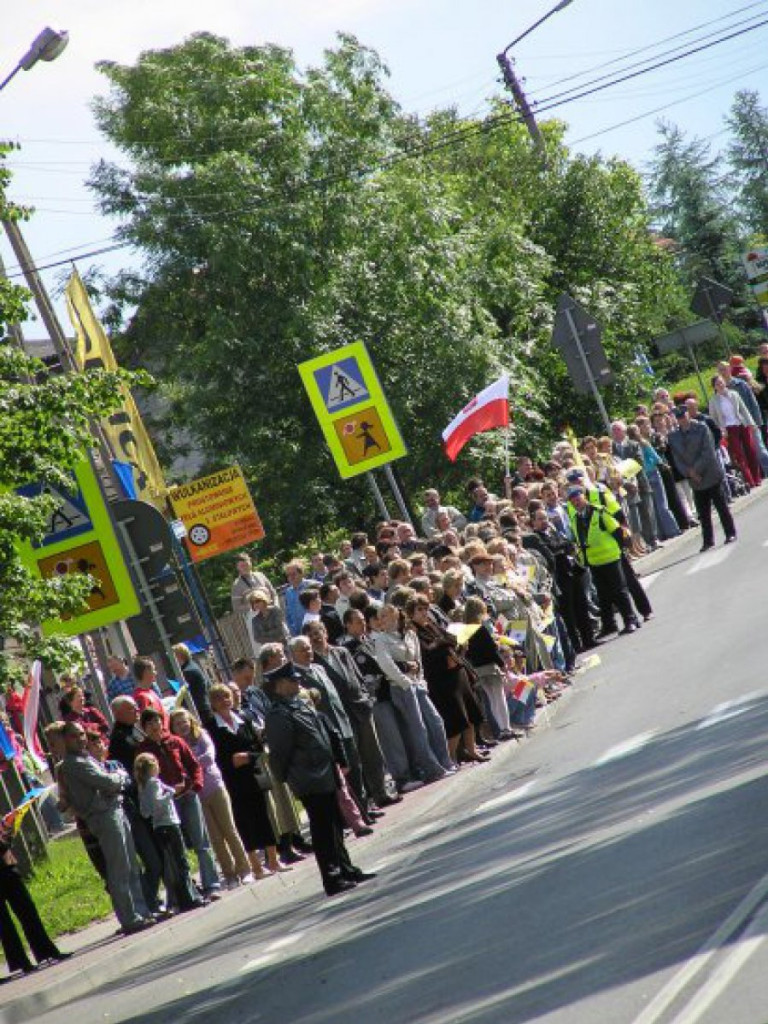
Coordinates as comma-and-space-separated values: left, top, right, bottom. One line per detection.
16, 458, 140, 635
298, 342, 407, 479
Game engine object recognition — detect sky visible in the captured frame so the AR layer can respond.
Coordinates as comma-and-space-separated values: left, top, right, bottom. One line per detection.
1, 0, 767, 333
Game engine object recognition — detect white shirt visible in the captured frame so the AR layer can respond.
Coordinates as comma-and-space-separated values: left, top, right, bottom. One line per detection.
714, 392, 740, 428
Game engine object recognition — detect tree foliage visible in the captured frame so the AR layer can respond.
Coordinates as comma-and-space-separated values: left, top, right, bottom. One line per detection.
89, 33, 690, 552
0, 145, 131, 685
647, 120, 744, 295
727, 89, 768, 239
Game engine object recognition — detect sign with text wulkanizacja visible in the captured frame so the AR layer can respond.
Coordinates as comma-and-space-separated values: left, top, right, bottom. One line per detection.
168, 465, 265, 563
298, 342, 407, 479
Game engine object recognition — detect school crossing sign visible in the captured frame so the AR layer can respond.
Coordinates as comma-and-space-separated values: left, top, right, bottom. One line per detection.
16, 459, 140, 636
298, 342, 407, 479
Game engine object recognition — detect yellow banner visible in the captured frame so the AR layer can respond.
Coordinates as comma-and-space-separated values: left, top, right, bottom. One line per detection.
65, 271, 166, 507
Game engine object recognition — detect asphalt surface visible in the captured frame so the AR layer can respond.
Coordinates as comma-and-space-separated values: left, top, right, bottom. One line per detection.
6, 490, 768, 1024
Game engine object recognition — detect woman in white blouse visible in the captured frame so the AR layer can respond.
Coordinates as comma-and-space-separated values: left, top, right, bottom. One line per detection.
708, 375, 761, 488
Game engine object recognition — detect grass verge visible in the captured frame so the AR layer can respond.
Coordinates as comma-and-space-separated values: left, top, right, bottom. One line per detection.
25, 833, 112, 939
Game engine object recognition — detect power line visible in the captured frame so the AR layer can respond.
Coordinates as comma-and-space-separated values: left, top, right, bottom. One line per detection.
569, 58, 768, 145
7, 11, 768, 275
527, 0, 768, 90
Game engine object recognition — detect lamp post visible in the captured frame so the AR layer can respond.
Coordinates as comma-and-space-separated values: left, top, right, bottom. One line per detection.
0, 26, 69, 93
496, 0, 574, 156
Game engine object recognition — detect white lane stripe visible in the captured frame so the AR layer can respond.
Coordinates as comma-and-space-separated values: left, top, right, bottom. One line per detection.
594, 732, 656, 767
696, 690, 767, 731
475, 781, 536, 814
639, 571, 661, 590
632, 870, 768, 1024
239, 954, 274, 972
685, 547, 733, 574
667, 901, 768, 1023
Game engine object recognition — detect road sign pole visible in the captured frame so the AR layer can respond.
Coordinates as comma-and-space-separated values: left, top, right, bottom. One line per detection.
563, 307, 612, 432
382, 464, 414, 529
703, 285, 732, 360
366, 471, 391, 521
685, 340, 710, 402
170, 531, 230, 678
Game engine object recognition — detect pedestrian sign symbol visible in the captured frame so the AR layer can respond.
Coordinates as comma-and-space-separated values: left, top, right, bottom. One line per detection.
298, 342, 407, 480
333, 407, 393, 465
16, 477, 93, 548
314, 357, 370, 413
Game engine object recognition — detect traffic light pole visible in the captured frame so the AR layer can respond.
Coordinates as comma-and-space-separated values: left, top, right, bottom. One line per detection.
563, 306, 612, 432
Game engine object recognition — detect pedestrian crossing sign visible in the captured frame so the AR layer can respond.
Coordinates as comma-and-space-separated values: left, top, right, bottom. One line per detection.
16, 477, 93, 548
314, 357, 370, 413
298, 342, 407, 479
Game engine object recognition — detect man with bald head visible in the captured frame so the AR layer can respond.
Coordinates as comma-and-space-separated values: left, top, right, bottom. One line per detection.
108, 696, 165, 914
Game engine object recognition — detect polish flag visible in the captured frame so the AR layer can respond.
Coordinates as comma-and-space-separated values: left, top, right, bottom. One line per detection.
442, 375, 510, 462
21, 661, 47, 774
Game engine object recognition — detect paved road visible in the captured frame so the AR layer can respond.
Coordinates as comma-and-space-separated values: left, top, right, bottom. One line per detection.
11, 493, 768, 1024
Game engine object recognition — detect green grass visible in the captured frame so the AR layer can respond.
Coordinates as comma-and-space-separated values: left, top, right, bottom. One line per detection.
668, 357, 759, 404
25, 833, 112, 939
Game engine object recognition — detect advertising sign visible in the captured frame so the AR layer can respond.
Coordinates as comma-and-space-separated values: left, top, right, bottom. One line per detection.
168, 466, 265, 563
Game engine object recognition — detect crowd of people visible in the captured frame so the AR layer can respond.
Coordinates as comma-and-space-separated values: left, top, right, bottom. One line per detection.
1, 353, 763, 979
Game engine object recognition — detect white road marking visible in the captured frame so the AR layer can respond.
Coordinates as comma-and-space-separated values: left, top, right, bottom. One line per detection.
667, 899, 768, 1023
239, 954, 275, 973
594, 732, 656, 767
265, 932, 305, 952
685, 547, 734, 574
696, 690, 766, 730
639, 571, 661, 590
475, 781, 536, 814
632, 870, 768, 1024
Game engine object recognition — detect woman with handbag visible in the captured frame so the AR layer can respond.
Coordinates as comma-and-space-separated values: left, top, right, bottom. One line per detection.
207, 684, 287, 879
405, 594, 488, 764
0, 821, 71, 978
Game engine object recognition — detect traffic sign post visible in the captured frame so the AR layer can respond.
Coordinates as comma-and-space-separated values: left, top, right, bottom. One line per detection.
651, 320, 719, 400
552, 294, 613, 432
298, 342, 407, 480
690, 276, 734, 360
16, 458, 140, 636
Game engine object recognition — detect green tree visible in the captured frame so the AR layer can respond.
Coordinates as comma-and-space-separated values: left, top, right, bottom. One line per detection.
0, 146, 130, 684
727, 89, 768, 238
89, 33, 691, 556
647, 121, 743, 293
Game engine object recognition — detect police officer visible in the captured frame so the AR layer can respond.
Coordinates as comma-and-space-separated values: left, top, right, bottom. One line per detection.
565, 468, 653, 622
566, 486, 639, 637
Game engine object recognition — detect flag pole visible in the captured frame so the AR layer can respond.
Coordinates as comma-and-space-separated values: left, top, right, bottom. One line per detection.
504, 406, 511, 498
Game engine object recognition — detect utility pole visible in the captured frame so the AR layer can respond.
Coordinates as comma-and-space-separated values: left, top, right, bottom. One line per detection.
496, 0, 574, 160
496, 53, 545, 154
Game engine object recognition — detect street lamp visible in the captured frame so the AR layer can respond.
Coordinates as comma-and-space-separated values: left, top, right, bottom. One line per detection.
496, 0, 574, 155
0, 27, 69, 93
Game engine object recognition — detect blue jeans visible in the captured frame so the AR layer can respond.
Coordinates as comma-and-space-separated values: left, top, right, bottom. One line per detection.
648, 469, 680, 540
390, 683, 452, 778
372, 701, 413, 787
175, 792, 220, 893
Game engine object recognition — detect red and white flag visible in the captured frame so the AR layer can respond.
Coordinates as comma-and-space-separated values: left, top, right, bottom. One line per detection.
21, 661, 47, 774
442, 375, 510, 462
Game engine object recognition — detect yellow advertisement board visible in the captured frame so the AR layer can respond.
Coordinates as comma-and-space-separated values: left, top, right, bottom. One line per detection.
298, 342, 407, 479
168, 465, 265, 563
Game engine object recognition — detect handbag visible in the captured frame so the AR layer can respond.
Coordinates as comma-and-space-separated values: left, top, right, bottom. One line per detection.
253, 754, 273, 793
